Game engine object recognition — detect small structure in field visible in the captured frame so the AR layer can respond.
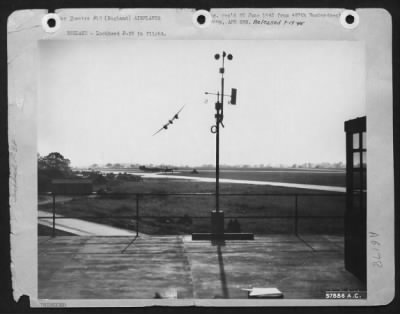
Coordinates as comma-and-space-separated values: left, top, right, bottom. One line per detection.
51, 179, 93, 195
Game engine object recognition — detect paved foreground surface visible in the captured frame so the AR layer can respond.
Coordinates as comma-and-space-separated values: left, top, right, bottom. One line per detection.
38, 210, 139, 236
39, 235, 364, 299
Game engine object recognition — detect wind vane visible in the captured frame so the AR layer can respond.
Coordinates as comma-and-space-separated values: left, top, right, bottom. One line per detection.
152, 105, 185, 136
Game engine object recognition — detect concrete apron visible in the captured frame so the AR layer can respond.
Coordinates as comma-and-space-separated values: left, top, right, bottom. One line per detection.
38, 234, 365, 299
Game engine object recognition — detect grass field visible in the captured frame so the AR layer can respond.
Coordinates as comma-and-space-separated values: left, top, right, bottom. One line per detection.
38, 177, 345, 235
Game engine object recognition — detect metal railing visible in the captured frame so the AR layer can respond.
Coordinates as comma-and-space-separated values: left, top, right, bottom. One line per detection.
38, 192, 345, 237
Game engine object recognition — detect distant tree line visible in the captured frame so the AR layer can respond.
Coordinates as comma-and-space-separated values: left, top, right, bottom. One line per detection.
289, 162, 345, 169
180, 162, 346, 169
38, 152, 72, 192
88, 161, 346, 170
38, 152, 142, 193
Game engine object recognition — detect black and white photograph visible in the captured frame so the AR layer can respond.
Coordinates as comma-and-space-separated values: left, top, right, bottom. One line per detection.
7, 8, 394, 306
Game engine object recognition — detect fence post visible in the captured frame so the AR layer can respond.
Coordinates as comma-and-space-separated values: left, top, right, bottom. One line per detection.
136, 194, 139, 237
52, 193, 56, 237
294, 194, 298, 236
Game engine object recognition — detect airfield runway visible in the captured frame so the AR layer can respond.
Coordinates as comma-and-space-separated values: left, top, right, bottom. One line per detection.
99, 169, 346, 192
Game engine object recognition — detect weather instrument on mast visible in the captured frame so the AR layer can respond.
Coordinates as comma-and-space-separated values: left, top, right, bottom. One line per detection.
192, 51, 252, 240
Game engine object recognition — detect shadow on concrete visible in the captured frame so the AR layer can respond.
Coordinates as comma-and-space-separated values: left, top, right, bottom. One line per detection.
120, 236, 139, 253
212, 239, 229, 298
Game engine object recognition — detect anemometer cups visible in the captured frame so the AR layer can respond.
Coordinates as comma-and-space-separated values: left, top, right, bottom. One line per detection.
211, 125, 217, 134
214, 52, 233, 61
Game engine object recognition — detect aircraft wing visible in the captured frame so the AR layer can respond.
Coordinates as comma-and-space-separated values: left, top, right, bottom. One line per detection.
152, 126, 165, 136
171, 105, 185, 120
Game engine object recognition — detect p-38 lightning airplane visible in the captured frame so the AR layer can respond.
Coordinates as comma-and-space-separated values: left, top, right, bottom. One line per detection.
152, 105, 185, 136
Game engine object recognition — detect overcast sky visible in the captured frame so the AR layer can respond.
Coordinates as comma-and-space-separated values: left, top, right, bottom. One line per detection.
38, 39, 365, 167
